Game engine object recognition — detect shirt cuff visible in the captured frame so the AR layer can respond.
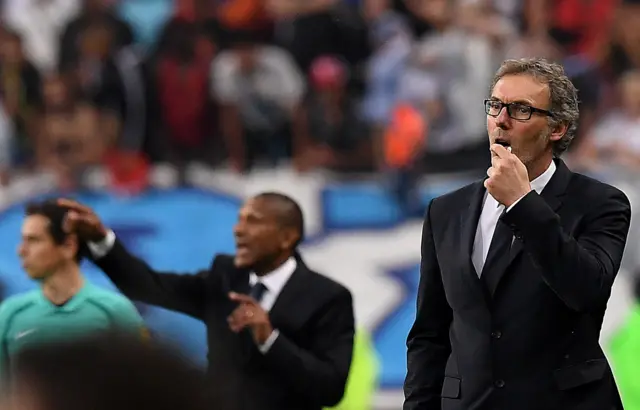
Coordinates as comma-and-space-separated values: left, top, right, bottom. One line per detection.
258, 329, 280, 354
87, 230, 116, 259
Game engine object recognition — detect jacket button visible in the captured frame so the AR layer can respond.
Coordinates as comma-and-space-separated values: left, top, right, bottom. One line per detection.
494, 379, 505, 388
491, 330, 502, 339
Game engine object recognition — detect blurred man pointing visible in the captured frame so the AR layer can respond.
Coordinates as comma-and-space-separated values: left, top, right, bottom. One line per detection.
60, 192, 355, 410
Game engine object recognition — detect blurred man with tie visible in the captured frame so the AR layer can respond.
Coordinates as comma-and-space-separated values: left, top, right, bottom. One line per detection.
59, 192, 355, 410
404, 58, 631, 410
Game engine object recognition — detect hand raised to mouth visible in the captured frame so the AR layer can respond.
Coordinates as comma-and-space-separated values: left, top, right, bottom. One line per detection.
495, 139, 511, 150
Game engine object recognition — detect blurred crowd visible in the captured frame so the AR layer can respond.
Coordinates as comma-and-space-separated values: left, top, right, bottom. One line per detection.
0, 0, 640, 191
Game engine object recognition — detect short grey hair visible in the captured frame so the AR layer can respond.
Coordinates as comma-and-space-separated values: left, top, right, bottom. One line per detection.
491, 58, 580, 157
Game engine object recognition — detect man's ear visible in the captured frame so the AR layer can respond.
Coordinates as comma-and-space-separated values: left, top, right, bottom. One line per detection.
280, 228, 299, 251
62, 233, 79, 260
549, 121, 568, 143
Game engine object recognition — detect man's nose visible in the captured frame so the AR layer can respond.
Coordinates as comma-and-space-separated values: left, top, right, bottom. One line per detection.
495, 107, 512, 129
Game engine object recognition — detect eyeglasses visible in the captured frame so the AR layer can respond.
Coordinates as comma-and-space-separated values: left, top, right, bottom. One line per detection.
484, 99, 553, 121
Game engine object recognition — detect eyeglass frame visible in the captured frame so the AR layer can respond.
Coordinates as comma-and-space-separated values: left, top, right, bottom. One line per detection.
483, 99, 554, 121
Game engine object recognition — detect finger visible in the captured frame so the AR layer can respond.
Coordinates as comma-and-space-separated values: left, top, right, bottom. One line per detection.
62, 213, 76, 233
57, 199, 92, 214
236, 306, 256, 319
227, 308, 248, 332
490, 144, 510, 158
62, 211, 92, 232
227, 314, 248, 332
229, 305, 245, 319
228, 307, 258, 332
228, 292, 258, 305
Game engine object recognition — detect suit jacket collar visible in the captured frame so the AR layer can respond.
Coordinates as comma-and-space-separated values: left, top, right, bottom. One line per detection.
537, 157, 572, 212
249, 257, 296, 296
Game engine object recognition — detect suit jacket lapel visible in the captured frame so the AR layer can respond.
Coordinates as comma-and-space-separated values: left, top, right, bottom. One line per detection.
489, 158, 571, 296
268, 261, 309, 328
460, 181, 487, 297
226, 268, 258, 360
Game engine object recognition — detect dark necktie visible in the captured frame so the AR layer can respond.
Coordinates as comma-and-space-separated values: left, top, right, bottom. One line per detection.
481, 210, 513, 287
241, 282, 268, 359
249, 282, 267, 303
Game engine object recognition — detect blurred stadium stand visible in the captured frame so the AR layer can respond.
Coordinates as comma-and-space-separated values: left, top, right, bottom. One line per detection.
0, 0, 640, 408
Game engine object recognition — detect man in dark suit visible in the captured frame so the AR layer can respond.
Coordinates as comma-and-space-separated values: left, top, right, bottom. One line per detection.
58, 192, 354, 410
404, 58, 631, 410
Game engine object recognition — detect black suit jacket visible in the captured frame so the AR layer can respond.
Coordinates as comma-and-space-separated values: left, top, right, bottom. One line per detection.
404, 159, 631, 410
92, 242, 355, 410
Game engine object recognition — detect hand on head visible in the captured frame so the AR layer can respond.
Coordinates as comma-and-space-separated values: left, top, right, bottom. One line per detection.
57, 199, 108, 242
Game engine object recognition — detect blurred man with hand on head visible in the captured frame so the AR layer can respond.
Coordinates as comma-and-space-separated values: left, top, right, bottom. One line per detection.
0, 200, 145, 381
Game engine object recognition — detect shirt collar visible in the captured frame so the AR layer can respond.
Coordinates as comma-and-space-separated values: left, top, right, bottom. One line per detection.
249, 257, 297, 294
38, 280, 91, 312
531, 159, 556, 194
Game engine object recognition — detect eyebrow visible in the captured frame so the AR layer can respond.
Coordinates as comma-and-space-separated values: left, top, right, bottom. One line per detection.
489, 97, 535, 105
238, 210, 265, 219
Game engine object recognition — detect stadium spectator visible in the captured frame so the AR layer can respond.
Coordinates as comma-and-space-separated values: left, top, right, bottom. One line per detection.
0, 96, 15, 185
1, 0, 80, 74
58, 0, 134, 73
152, 15, 217, 168
211, 32, 305, 171
573, 70, 640, 174
0, 29, 41, 170
293, 55, 373, 172
33, 74, 118, 190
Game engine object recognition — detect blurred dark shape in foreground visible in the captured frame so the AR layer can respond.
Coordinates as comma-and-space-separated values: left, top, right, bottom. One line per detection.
7, 331, 208, 410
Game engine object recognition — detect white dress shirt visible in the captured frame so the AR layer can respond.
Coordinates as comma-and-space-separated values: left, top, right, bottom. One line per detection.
472, 160, 556, 276
87, 231, 297, 353
249, 257, 297, 352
